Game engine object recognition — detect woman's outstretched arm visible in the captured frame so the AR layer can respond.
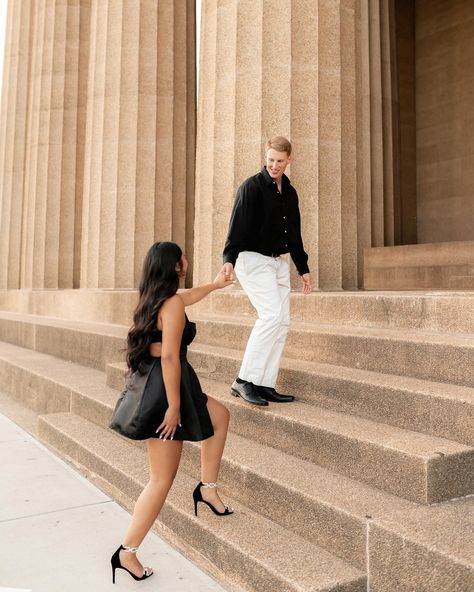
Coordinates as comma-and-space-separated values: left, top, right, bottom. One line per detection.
179, 269, 234, 307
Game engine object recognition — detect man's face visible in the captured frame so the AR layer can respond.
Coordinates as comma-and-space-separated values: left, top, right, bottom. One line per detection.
265, 148, 291, 182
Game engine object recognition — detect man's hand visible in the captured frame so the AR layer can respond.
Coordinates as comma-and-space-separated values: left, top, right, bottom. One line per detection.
301, 273, 313, 294
221, 262, 234, 281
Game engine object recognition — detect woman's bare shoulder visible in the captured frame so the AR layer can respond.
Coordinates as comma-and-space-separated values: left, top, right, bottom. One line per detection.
160, 293, 185, 316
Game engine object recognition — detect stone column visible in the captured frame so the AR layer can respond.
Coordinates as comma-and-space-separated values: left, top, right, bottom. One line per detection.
194, 0, 359, 290
17, 0, 85, 289
0, 0, 195, 290
355, 0, 397, 282
193, 0, 238, 287
73, 0, 92, 287
317, 0, 358, 290
0, 0, 31, 289
380, 0, 397, 247
81, 0, 195, 289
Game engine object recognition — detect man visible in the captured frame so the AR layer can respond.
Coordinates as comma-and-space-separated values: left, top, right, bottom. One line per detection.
221, 136, 312, 406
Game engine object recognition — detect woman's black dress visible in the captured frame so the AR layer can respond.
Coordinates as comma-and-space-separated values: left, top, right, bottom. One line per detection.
146, 316, 214, 442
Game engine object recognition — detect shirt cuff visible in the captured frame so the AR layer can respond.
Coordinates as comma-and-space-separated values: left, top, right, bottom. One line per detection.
223, 254, 237, 267
297, 264, 310, 276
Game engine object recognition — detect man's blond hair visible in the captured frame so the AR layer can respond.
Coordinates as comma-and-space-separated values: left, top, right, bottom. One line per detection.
265, 136, 292, 156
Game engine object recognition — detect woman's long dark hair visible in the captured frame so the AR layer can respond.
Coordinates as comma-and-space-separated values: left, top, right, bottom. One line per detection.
126, 241, 183, 373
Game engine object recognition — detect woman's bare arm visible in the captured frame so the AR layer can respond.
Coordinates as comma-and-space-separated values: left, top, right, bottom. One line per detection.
179, 269, 234, 307
155, 294, 185, 439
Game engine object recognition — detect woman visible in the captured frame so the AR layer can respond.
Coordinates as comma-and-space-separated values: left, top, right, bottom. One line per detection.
111, 241, 234, 583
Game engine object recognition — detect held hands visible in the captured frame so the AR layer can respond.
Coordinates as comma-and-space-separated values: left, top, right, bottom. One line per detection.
156, 405, 181, 440
301, 273, 313, 294
214, 264, 235, 289
222, 262, 234, 280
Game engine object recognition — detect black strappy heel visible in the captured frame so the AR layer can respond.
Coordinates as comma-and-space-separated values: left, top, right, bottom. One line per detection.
193, 481, 234, 516
111, 544, 153, 583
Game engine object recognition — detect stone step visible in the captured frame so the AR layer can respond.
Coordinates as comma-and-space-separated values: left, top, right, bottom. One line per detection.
189, 313, 474, 387
448, 276, 474, 290
1, 337, 473, 505
38, 411, 367, 592
201, 289, 474, 334
0, 341, 398, 569
179, 432, 474, 580
365, 263, 474, 290
34, 406, 474, 592
1, 309, 474, 387
0, 340, 107, 414
2, 288, 474, 334
0, 310, 127, 370
363, 241, 474, 290
150, 343, 474, 447
1, 342, 473, 591
104, 360, 474, 504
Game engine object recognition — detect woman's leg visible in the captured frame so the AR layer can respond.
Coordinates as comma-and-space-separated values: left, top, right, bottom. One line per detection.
199, 396, 231, 512
120, 438, 183, 576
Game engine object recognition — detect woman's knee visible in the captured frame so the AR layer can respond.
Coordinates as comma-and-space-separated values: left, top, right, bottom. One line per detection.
207, 396, 230, 429
146, 478, 174, 499
148, 469, 178, 489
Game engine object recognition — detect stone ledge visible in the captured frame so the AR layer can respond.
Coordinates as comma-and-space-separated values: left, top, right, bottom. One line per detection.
1, 289, 474, 333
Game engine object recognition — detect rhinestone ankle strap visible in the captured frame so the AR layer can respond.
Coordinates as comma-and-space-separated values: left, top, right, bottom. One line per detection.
201, 481, 217, 488
122, 545, 139, 553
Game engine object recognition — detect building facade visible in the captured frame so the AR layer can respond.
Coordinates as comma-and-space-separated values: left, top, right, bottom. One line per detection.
0, 0, 472, 293
0, 4, 473, 592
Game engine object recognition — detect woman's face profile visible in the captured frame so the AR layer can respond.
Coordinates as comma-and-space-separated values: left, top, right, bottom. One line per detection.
178, 254, 188, 277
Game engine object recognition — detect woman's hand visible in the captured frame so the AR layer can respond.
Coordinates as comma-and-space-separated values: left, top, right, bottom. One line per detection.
213, 267, 235, 289
156, 405, 181, 440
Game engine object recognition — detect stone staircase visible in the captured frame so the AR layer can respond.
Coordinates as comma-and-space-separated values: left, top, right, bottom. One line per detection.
364, 240, 474, 290
0, 289, 473, 591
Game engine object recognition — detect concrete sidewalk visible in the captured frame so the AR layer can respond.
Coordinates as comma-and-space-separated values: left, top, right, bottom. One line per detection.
0, 413, 226, 592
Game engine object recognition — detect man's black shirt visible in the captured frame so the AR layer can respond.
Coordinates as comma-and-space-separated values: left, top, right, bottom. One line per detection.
223, 166, 310, 275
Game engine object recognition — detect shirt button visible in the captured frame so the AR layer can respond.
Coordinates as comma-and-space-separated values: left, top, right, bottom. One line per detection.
285, 243, 288, 247
283, 216, 286, 220
284, 230, 287, 233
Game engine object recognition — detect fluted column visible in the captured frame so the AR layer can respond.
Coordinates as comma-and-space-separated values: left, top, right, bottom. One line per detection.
316, 0, 358, 290
0, 0, 195, 290
194, 0, 359, 289
193, 0, 237, 287
81, 0, 195, 288
18, 0, 85, 289
20, 0, 45, 288
0, 1, 31, 289
355, 0, 399, 278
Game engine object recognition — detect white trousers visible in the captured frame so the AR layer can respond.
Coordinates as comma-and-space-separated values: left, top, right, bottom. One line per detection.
235, 251, 291, 388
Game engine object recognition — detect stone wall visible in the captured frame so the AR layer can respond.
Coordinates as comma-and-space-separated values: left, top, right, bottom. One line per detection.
1, 1, 472, 293
416, 0, 474, 244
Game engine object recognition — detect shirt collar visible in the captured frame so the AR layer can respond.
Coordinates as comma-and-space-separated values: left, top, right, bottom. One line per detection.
260, 166, 290, 189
